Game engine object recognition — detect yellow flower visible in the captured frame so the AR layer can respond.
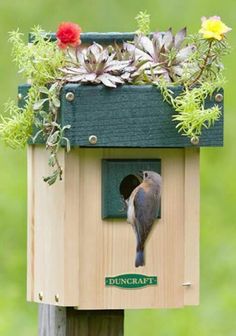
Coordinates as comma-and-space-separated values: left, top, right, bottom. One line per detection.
199, 16, 231, 41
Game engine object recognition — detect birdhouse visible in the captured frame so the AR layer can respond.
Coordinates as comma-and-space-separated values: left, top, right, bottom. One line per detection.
19, 33, 224, 309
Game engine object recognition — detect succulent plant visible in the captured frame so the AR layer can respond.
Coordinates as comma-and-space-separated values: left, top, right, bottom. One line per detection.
113, 43, 148, 82
124, 28, 196, 83
60, 42, 134, 87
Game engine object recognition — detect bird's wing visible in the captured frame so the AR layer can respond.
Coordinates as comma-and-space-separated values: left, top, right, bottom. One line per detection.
134, 187, 159, 246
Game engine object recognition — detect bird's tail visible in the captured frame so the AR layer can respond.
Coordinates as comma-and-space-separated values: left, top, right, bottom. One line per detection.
135, 249, 145, 267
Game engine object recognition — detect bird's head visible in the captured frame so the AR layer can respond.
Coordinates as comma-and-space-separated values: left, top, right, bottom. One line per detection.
142, 171, 162, 186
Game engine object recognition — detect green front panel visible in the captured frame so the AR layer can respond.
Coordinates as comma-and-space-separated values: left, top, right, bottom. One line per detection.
102, 159, 161, 219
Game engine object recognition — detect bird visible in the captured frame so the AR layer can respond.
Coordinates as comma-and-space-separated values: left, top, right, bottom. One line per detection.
127, 171, 161, 267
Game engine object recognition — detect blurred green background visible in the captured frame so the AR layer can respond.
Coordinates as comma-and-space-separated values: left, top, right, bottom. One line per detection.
0, 0, 235, 335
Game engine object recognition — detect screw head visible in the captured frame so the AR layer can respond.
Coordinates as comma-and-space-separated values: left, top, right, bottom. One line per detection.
89, 135, 98, 145
55, 294, 59, 303
215, 93, 223, 103
38, 292, 43, 301
65, 92, 75, 102
190, 137, 199, 145
182, 282, 192, 287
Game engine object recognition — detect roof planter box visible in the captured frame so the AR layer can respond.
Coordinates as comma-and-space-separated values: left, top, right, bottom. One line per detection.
18, 83, 224, 148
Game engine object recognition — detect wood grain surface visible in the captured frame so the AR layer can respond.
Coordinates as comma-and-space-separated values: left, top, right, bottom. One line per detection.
184, 148, 200, 305
39, 305, 124, 336
28, 147, 199, 308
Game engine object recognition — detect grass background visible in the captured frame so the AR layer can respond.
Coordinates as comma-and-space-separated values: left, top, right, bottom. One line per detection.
0, 0, 235, 335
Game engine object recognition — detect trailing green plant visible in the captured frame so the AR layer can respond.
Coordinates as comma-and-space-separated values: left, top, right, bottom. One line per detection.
173, 79, 224, 142
1, 27, 69, 184
32, 82, 71, 184
156, 21, 230, 143
158, 76, 226, 143
0, 15, 231, 184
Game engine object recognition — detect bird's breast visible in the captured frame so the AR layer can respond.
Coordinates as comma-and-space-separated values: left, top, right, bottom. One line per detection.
127, 196, 135, 225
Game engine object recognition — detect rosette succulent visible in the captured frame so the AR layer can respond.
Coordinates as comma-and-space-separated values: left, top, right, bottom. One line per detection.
60, 42, 134, 87
125, 28, 196, 83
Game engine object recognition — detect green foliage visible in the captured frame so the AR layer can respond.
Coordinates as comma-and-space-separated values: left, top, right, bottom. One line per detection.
157, 31, 230, 142
42, 123, 71, 185
0, 86, 39, 148
173, 82, 222, 141
0, 27, 67, 184
135, 11, 151, 35
9, 27, 65, 86
158, 75, 225, 141
32, 82, 71, 184
0, 26, 65, 149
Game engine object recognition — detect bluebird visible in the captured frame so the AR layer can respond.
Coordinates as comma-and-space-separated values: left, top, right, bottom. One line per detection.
127, 171, 161, 267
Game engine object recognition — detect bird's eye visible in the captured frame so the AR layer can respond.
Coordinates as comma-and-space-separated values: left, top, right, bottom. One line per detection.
144, 172, 148, 178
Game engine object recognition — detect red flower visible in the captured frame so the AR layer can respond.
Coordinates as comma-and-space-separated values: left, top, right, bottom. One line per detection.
56, 22, 82, 49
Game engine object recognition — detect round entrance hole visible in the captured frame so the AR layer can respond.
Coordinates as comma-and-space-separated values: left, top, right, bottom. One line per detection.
119, 174, 142, 201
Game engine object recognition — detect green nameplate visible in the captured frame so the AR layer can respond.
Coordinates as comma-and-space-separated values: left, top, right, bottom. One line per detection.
105, 274, 158, 289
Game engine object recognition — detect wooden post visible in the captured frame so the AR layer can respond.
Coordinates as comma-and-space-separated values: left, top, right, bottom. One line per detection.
39, 305, 124, 336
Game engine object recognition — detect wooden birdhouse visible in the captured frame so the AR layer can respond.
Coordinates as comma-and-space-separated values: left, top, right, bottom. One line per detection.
18, 33, 224, 310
